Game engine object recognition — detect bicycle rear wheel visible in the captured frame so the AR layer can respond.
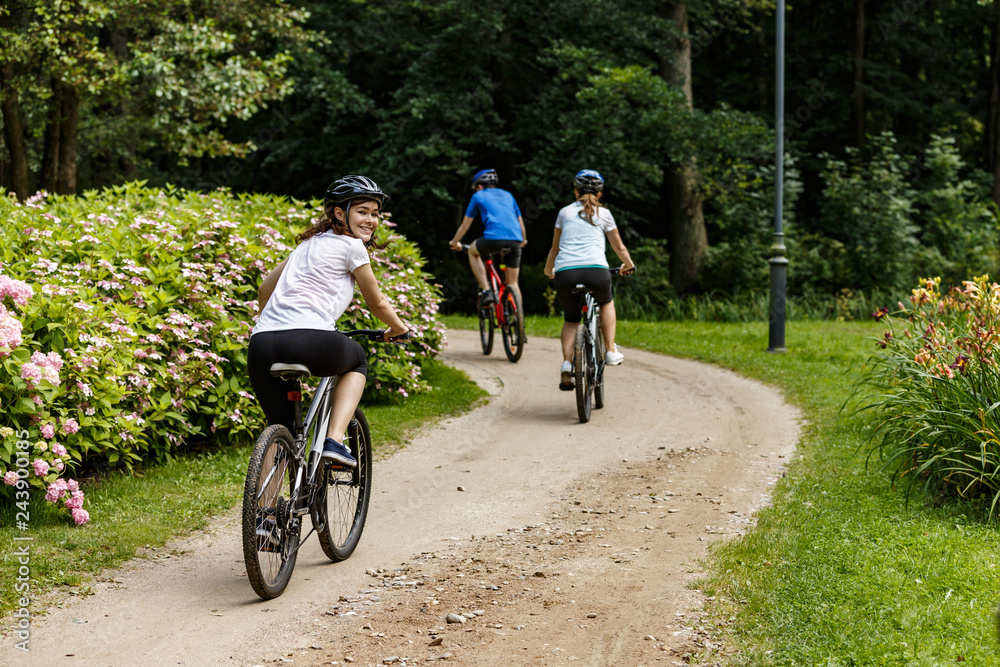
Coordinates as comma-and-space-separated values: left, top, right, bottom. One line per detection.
478, 305, 494, 355
594, 312, 606, 410
500, 291, 524, 363
242, 424, 301, 600
574, 324, 592, 423
314, 409, 373, 561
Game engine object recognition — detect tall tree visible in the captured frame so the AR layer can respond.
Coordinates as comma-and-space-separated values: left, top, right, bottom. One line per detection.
661, 2, 707, 294
0, 0, 309, 197
852, 0, 866, 146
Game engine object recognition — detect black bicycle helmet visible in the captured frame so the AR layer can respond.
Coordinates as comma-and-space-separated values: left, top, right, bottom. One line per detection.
472, 168, 499, 187
574, 169, 604, 195
324, 175, 390, 209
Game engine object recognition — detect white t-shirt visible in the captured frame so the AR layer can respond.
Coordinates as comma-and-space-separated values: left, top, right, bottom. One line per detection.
252, 232, 370, 335
553, 202, 617, 273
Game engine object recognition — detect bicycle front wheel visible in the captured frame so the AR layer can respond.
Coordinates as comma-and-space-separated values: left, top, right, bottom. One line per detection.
574, 324, 592, 423
314, 408, 373, 561
242, 424, 301, 600
501, 291, 524, 363
594, 313, 606, 410
478, 305, 494, 355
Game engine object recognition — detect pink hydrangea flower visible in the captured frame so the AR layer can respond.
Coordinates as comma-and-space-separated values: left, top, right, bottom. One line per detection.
133, 348, 148, 359
67, 478, 80, 493
3, 471, 17, 486
53, 458, 64, 471
45, 480, 68, 503
52, 442, 68, 457
71, 508, 89, 526
32, 459, 49, 476
0, 306, 23, 354
20, 362, 41, 386
65, 490, 84, 509
0, 275, 33, 307
40, 423, 55, 439
62, 419, 79, 435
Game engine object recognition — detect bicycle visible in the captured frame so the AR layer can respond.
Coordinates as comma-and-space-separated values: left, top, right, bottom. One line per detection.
456, 243, 525, 363
241, 329, 409, 600
571, 267, 623, 424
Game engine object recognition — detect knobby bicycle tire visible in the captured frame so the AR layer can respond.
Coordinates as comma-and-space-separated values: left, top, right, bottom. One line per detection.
314, 408, 373, 561
574, 324, 592, 423
242, 424, 301, 600
478, 305, 494, 355
500, 291, 524, 363
594, 310, 606, 410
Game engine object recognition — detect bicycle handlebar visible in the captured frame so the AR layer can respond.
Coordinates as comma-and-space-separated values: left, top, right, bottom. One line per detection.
343, 329, 413, 345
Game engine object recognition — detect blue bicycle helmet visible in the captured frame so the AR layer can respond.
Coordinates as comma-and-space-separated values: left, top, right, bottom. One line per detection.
472, 168, 499, 187
574, 169, 604, 194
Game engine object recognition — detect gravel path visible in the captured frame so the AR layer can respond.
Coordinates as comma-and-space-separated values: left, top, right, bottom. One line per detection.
2, 328, 800, 666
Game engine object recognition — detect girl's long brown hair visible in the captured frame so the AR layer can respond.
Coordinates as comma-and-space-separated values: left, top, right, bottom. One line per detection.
577, 192, 602, 226
296, 199, 389, 249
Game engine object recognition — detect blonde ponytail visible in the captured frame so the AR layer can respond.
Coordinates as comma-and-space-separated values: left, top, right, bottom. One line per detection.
577, 192, 602, 226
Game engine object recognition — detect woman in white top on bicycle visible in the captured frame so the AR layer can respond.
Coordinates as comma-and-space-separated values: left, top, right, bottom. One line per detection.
249, 175, 409, 467
543, 170, 635, 391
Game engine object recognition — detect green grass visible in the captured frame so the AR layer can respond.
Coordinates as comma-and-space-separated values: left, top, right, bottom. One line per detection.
0, 360, 485, 617
445, 314, 1000, 665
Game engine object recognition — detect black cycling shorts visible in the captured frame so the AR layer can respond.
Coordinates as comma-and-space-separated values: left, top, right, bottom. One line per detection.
474, 237, 522, 269
554, 267, 614, 324
248, 329, 368, 429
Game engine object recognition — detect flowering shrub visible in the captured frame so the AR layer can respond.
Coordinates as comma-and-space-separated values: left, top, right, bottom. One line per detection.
0, 184, 443, 524
855, 275, 1000, 513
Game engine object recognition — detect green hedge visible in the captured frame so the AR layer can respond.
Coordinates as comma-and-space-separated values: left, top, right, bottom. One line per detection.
0, 183, 443, 524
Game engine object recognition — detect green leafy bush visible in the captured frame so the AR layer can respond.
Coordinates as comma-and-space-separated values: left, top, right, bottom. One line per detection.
0, 183, 443, 523
855, 275, 1000, 513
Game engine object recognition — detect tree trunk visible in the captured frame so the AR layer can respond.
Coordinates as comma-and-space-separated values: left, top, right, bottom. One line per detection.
56, 86, 79, 195
660, 2, 707, 294
990, 4, 1000, 204
42, 80, 62, 193
852, 0, 866, 146
0, 63, 30, 200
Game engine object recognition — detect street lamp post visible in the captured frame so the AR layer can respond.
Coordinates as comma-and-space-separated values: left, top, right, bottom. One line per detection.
768, 1, 788, 353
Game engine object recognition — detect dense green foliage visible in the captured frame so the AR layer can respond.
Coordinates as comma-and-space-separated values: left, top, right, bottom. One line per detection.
0, 183, 442, 522
5, 1, 1000, 309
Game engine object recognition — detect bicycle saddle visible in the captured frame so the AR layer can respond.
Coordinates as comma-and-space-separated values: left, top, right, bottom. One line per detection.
571, 284, 592, 294
269, 363, 311, 380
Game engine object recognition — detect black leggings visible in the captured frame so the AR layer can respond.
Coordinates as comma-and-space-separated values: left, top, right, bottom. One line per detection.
554, 267, 613, 324
248, 329, 368, 429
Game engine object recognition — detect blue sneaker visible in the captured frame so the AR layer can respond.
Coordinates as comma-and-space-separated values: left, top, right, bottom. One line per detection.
322, 437, 357, 467
256, 515, 280, 552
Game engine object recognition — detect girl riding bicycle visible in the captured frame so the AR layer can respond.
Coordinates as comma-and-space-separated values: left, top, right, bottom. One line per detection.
543, 170, 635, 391
248, 175, 409, 467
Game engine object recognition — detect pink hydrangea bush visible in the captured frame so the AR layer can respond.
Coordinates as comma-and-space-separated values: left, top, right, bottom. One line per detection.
0, 184, 443, 525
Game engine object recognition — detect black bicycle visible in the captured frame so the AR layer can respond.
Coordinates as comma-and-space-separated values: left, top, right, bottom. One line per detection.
241, 329, 408, 600
572, 268, 623, 423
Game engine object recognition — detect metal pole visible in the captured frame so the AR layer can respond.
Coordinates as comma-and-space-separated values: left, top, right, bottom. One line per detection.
767, 1, 788, 353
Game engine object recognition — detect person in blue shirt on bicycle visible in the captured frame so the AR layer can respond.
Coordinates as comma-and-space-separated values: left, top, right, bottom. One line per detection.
249, 175, 410, 467
543, 169, 635, 391
448, 168, 527, 309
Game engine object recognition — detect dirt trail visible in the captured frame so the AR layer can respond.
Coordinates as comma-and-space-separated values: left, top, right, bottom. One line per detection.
3, 329, 800, 667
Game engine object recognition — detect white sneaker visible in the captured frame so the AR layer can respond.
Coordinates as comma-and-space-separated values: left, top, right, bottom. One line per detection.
605, 347, 624, 366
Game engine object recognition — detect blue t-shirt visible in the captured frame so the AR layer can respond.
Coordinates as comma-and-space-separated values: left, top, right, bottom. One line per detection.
465, 188, 523, 241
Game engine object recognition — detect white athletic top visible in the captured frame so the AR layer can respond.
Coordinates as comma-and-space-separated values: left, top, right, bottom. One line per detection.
552, 201, 617, 273
252, 231, 370, 335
